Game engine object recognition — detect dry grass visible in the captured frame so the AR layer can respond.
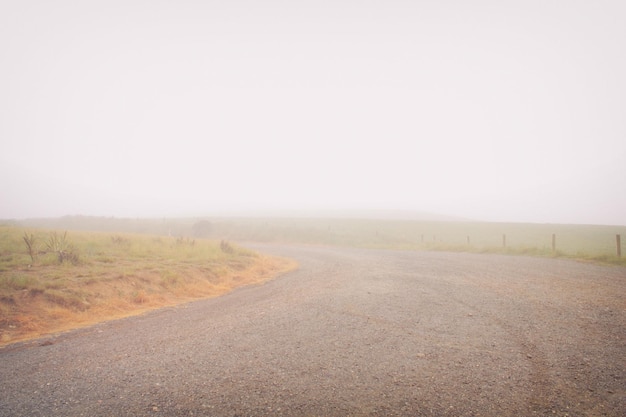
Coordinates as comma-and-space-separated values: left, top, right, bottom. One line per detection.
0, 226, 297, 346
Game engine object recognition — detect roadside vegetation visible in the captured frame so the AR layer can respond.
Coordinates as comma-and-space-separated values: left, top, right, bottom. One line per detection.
10, 216, 626, 265
205, 218, 626, 266
0, 226, 296, 346
2, 216, 622, 345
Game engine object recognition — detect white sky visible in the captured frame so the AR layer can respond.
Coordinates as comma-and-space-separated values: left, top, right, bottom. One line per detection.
1, 0, 625, 225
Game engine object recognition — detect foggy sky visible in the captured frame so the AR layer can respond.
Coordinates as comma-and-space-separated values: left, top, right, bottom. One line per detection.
1, 1, 625, 225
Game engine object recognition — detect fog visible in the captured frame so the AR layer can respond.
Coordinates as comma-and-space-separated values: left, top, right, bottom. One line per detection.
2, 1, 625, 225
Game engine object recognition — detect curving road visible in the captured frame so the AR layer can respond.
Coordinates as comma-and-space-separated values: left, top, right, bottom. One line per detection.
1, 244, 625, 416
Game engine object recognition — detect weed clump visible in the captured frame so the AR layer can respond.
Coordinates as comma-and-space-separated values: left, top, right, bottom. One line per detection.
175, 236, 195, 246
110, 235, 129, 245
22, 232, 38, 263
220, 240, 235, 254
45, 231, 79, 264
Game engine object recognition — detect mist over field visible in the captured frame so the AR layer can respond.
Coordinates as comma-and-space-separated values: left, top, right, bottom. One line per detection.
1, 1, 625, 225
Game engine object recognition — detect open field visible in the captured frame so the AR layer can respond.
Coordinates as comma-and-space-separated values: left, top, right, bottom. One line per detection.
11, 215, 626, 264
212, 218, 626, 261
0, 226, 296, 346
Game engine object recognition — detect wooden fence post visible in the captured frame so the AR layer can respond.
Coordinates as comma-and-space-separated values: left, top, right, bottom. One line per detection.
552, 234, 556, 253
467, 236, 470, 245
502, 234, 506, 248
617, 234, 622, 258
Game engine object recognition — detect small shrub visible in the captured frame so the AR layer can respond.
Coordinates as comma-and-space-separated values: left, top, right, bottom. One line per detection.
175, 237, 195, 246
22, 232, 38, 264
220, 240, 235, 254
45, 231, 79, 264
111, 235, 129, 245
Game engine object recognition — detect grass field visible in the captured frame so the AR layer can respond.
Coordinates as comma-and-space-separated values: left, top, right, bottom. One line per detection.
0, 226, 296, 346
12, 216, 626, 264
207, 218, 626, 264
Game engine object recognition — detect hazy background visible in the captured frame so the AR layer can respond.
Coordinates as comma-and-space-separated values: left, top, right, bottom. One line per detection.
1, 1, 625, 225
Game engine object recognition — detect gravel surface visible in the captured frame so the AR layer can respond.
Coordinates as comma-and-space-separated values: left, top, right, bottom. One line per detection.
1, 244, 625, 416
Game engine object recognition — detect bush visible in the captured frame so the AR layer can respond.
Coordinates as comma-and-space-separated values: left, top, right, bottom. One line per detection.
46, 231, 79, 264
220, 240, 235, 254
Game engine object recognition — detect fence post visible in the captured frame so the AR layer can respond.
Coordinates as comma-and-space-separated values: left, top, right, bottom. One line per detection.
617, 234, 622, 258
552, 234, 556, 253
467, 235, 470, 245
502, 234, 506, 248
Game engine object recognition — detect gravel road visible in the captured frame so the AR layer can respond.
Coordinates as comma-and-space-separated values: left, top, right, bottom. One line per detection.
1, 244, 625, 416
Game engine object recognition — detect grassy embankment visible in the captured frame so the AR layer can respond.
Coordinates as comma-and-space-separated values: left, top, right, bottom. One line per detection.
0, 226, 296, 346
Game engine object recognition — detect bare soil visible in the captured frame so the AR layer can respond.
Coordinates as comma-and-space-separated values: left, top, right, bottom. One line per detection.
1, 244, 624, 416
